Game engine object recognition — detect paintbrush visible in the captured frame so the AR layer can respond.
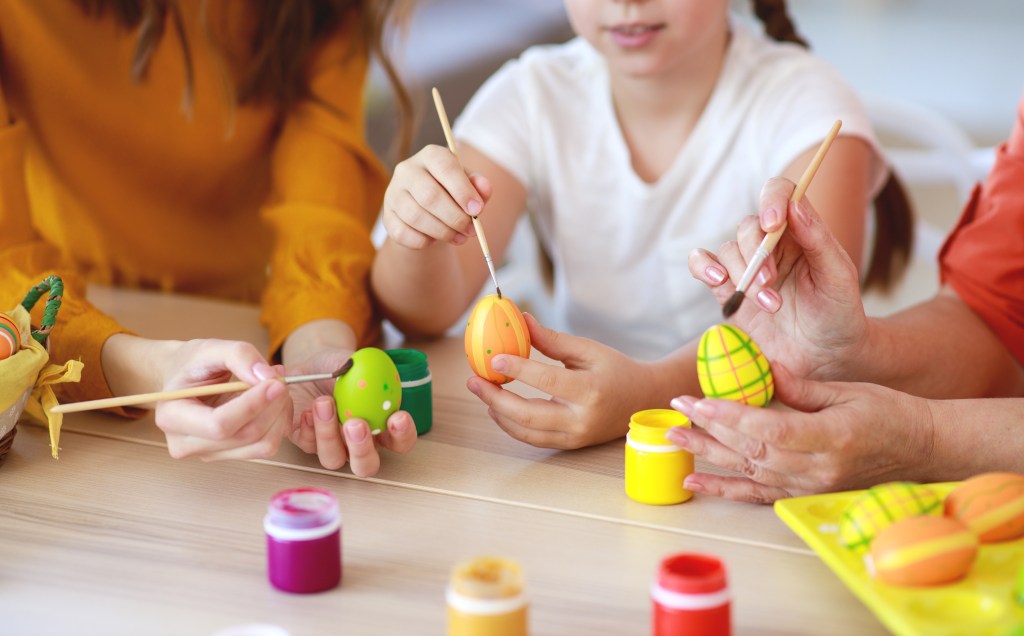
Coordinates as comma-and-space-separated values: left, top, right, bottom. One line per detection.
722, 119, 842, 319
431, 87, 503, 299
50, 358, 354, 414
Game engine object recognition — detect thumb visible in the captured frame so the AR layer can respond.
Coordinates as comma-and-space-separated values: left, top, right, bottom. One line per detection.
771, 362, 835, 413
784, 198, 860, 291
468, 173, 493, 207
523, 312, 590, 367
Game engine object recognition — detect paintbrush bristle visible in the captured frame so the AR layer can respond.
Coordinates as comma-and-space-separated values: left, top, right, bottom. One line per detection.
722, 291, 745, 319
496, 286, 502, 300
332, 358, 354, 378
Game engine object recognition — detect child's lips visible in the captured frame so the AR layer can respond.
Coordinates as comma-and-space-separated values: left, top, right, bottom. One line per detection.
607, 23, 665, 49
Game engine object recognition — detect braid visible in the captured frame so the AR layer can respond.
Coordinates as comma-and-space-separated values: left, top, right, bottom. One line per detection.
751, 0, 809, 48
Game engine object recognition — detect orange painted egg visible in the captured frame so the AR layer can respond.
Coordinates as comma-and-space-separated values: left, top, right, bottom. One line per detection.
697, 324, 773, 407
869, 516, 977, 586
0, 312, 20, 361
944, 472, 1024, 543
464, 294, 531, 385
840, 482, 943, 553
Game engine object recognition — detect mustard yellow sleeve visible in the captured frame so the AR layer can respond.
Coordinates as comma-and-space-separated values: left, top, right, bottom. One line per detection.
260, 26, 388, 355
0, 121, 134, 408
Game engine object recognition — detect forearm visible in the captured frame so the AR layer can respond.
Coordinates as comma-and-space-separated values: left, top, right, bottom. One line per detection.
920, 397, 1024, 480
854, 289, 1024, 398
282, 319, 357, 367
650, 339, 704, 404
371, 240, 482, 337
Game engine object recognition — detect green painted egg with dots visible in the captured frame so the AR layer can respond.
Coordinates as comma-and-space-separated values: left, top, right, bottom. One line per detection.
333, 347, 402, 434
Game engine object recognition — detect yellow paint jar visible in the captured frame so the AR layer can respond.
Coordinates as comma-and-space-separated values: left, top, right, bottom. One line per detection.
447, 556, 528, 636
625, 409, 693, 505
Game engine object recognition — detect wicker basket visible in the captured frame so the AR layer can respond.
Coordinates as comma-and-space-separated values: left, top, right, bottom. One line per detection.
0, 276, 64, 464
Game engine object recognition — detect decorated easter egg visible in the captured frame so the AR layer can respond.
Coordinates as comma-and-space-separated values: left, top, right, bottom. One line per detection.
696, 324, 773, 406
333, 347, 402, 434
944, 472, 1024, 543
869, 516, 977, 586
464, 294, 531, 385
0, 311, 20, 361
840, 481, 943, 553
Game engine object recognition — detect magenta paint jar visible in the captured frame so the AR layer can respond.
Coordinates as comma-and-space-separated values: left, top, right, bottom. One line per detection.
264, 488, 342, 594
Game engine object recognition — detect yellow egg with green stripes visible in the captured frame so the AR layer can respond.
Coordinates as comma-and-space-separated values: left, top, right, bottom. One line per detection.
840, 481, 943, 553
696, 324, 773, 406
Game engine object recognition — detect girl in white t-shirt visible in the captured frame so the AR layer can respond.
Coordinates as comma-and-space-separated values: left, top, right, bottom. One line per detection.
372, 0, 913, 449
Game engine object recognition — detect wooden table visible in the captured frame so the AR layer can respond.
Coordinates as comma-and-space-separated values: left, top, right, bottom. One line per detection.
0, 287, 887, 635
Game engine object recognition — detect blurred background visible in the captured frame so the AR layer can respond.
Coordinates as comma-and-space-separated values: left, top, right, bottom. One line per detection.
366, 0, 1024, 322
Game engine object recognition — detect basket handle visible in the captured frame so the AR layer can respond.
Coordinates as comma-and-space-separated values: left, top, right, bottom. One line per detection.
20, 275, 63, 344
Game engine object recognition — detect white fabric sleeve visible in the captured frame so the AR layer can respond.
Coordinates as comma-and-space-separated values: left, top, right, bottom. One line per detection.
758, 58, 889, 197
452, 57, 533, 190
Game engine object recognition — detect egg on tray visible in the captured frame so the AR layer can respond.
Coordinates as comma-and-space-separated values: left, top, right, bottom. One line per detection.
696, 324, 773, 407
944, 471, 1024, 543
464, 294, 531, 385
867, 516, 978, 587
839, 481, 943, 553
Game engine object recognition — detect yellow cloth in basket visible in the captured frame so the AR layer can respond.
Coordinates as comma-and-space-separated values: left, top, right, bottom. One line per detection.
0, 305, 82, 458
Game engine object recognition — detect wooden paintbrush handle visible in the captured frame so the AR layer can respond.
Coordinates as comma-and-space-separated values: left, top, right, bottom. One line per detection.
50, 381, 253, 414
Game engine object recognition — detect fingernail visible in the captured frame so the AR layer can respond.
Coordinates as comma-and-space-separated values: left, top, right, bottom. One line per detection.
757, 269, 770, 286
467, 199, 482, 215
466, 379, 481, 396
757, 289, 780, 312
344, 420, 369, 443
265, 380, 285, 400
705, 266, 726, 284
665, 427, 689, 447
792, 200, 810, 226
670, 396, 696, 415
684, 476, 705, 493
314, 398, 334, 421
389, 416, 409, 436
453, 233, 468, 245
490, 356, 507, 372
694, 400, 717, 417
762, 207, 779, 230
252, 362, 274, 381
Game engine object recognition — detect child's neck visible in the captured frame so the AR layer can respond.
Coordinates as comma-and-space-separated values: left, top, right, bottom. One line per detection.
609, 41, 728, 184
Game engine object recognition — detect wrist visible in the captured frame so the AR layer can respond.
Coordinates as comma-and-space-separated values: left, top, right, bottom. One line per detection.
102, 335, 182, 399
282, 319, 357, 367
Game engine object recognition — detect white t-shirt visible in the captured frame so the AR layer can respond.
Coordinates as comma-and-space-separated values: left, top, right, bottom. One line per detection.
454, 21, 885, 361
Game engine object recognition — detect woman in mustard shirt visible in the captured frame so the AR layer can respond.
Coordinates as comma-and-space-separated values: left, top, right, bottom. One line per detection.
0, 1, 416, 475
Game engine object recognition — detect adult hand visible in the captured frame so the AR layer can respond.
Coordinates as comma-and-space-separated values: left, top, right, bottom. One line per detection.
285, 346, 417, 477
382, 144, 493, 249
688, 177, 871, 380
466, 313, 662, 449
154, 338, 293, 462
665, 363, 936, 504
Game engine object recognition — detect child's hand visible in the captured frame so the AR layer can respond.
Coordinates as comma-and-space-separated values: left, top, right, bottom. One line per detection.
382, 144, 493, 249
285, 347, 417, 477
465, 313, 660, 450
687, 177, 870, 381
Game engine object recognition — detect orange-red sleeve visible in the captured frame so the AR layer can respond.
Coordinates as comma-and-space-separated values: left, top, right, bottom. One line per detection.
939, 96, 1024, 366
259, 23, 388, 355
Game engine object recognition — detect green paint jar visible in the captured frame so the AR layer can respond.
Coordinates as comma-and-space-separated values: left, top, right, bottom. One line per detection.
386, 349, 432, 436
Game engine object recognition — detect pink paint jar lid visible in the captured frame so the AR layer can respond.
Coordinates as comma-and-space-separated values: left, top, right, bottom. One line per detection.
658, 553, 727, 595
265, 488, 340, 531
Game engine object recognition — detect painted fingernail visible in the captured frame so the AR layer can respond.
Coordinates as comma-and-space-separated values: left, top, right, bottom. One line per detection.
390, 416, 409, 436
344, 420, 369, 443
705, 266, 726, 284
684, 476, 705, 493
761, 207, 779, 230
467, 199, 483, 215
665, 427, 689, 447
253, 362, 274, 381
670, 396, 696, 415
490, 356, 508, 372
757, 269, 770, 286
757, 289, 780, 312
314, 398, 334, 421
694, 400, 717, 417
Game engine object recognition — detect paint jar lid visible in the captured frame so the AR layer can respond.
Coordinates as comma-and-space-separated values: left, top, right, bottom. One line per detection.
450, 556, 523, 599
386, 348, 429, 381
266, 488, 339, 530
628, 409, 689, 447
658, 553, 727, 595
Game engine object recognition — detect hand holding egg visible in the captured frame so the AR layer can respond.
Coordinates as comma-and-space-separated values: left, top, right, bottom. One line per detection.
333, 347, 402, 434
697, 323, 774, 407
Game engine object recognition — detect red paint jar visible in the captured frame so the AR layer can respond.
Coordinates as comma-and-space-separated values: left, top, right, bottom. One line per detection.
652, 553, 731, 636
264, 488, 341, 594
